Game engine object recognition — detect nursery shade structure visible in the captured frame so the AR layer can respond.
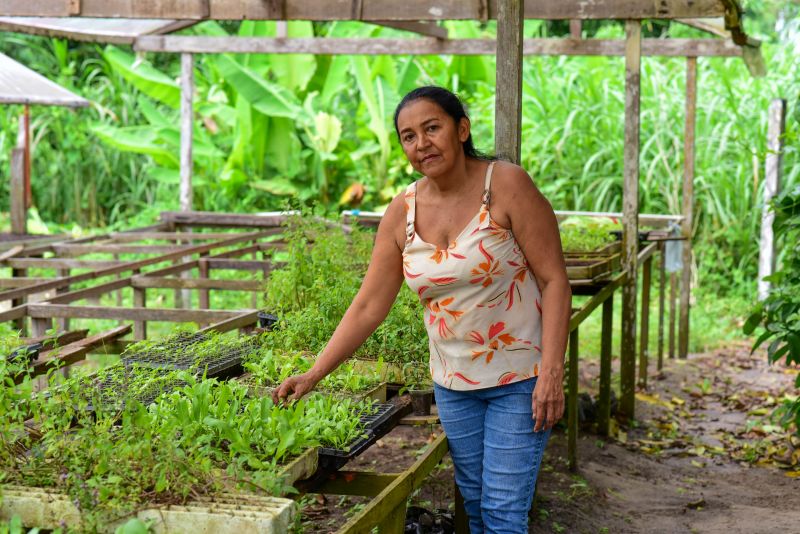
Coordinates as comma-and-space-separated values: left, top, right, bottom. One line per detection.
0, 52, 89, 234
0, 17, 196, 44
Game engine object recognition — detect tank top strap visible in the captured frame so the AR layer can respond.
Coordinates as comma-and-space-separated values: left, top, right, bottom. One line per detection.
481, 161, 496, 206
404, 181, 418, 248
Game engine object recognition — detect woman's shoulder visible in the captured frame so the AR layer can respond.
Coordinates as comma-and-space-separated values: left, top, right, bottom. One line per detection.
489, 160, 540, 199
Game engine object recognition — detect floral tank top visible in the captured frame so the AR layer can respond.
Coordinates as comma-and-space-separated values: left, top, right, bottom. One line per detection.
402, 162, 544, 391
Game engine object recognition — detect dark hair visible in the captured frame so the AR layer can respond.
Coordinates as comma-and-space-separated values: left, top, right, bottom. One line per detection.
393, 86, 494, 161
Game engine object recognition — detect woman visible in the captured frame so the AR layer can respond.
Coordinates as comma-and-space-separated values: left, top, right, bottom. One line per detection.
274, 86, 571, 533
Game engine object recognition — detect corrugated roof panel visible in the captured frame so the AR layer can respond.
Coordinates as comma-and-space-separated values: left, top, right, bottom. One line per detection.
0, 17, 195, 44
0, 53, 90, 107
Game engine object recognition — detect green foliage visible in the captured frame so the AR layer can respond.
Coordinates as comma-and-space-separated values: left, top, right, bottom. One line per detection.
0, 335, 374, 528
559, 217, 619, 253
744, 184, 800, 434
262, 212, 428, 363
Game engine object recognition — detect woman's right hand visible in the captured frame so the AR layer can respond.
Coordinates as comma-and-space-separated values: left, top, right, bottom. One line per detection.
272, 372, 320, 404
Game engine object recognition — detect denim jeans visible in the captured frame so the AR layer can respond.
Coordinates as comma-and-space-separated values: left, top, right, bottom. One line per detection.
434, 377, 551, 534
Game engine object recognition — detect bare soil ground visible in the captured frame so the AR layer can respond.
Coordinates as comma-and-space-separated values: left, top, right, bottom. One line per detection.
300, 343, 800, 533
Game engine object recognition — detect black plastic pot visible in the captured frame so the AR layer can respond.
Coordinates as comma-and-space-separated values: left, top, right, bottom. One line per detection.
257, 311, 279, 330
410, 389, 434, 416
7, 342, 43, 365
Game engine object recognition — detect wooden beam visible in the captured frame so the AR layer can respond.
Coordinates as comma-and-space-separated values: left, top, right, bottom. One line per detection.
180, 53, 194, 212
134, 36, 743, 58
373, 21, 447, 39
619, 19, 641, 420
313, 471, 399, 497
0, 277, 47, 288
494, 0, 524, 164
198, 311, 259, 334
161, 211, 288, 229
27, 304, 255, 324
107, 231, 245, 242
21, 325, 131, 383
52, 244, 195, 256
3, 258, 125, 270
757, 98, 787, 300
678, 56, 697, 359
0, 0, 729, 20
202, 258, 274, 271
131, 277, 261, 291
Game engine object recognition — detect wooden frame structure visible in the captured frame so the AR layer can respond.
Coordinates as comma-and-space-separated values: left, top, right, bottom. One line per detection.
0, 1, 763, 532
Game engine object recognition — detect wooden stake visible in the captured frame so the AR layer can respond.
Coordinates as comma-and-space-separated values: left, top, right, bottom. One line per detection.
678, 57, 697, 359
597, 296, 613, 436
657, 243, 666, 370
180, 53, 193, 212
494, 0, 524, 164
620, 19, 641, 419
757, 98, 787, 300
638, 255, 652, 388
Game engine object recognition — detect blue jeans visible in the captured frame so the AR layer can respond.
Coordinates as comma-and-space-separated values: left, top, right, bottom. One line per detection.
434, 377, 551, 534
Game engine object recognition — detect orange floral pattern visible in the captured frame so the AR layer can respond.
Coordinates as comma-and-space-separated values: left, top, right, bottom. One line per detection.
402, 162, 543, 391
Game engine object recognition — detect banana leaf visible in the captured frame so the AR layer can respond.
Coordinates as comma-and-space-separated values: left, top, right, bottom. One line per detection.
103, 46, 180, 109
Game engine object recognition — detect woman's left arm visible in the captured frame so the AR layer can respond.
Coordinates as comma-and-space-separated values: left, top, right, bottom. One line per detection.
496, 163, 572, 432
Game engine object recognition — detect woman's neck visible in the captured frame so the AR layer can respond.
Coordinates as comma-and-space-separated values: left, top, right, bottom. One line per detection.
423, 157, 481, 198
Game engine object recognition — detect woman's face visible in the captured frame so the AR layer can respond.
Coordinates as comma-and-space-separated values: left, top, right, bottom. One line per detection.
396, 99, 470, 178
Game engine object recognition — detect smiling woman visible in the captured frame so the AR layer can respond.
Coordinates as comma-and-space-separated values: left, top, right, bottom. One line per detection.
274, 86, 572, 533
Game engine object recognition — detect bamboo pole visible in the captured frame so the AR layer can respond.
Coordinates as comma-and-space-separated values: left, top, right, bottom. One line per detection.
494, 0, 524, 164
619, 20, 641, 419
678, 57, 697, 359
757, 98, 787, 300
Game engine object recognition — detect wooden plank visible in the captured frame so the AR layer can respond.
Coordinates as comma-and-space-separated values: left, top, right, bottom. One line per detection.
203, 258, 274, 271
26, 325, 132, 381
180, 53, 194, 212
0, 304, 27, 323
4, 258, 124, 269
161, 211, 288, 229
198, 311, 259, 335
619, 19, 641, 420
2, 0, 727, 20
567, 326, 579, 472
131, 277, 261, 291
494, 0, 524, 164
373, 20, 447, 39
21, 328, 89, 347
657, 243, 666, 371
338, 432, 448, 534
27, 304, 254, 323
0, 277, 47, 288
135, 36, 743, 58
313, 472, 399, 497
45, 277, 132, 305
597, 296, 613, 436
678, 56, 697, 360
52, 244, 195, 256
757, 98, 786, 299
638, 255, 652, 388
108, 231, 250, 242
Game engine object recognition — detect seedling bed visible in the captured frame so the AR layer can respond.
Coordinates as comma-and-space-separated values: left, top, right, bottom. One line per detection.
563, 240, 621, 258
318, 402, 409, 471
122, 333, 259, 380
565, 254, 620, 281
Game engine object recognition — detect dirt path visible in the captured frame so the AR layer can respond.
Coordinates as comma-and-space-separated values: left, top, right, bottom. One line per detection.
301, 344, 800, 533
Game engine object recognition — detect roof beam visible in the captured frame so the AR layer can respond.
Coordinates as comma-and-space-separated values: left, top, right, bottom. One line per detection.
373, 21, 447, 39
0, 0, 729, 20
134, 36, 743, 58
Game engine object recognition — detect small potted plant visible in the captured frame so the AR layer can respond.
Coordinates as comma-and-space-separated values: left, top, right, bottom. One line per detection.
402, 363, 434, 416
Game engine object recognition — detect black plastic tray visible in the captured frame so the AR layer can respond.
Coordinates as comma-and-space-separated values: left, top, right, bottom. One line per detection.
6, 342, 44, 365
318, 402, 409, 471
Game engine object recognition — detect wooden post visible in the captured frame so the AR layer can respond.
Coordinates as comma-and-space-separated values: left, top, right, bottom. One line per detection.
669, 273, 678, 358
10, 117, 26, 235
597, 296, 613, 436
657, 242, 666, 370
198, 257, 210, 309
454, 484, 468, 534
678, 57, 697, 359
56, 268, 70, 332
23, 105, 31, 209
757, 98, 787, 300
567, 326, 579, 471
619, 20, 641, 419
133, 284, 147, 340
180, 52, 193, 212
569, 20, 582, 39
638, 255, 652, 388
11, 267, 27, 335
494, 0, 524, 164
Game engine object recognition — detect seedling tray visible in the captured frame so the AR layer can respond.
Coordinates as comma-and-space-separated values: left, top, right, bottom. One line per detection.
318, 402, 409, 471
565, 253, 620, 281
6, 342, 43, 365
563, 240, 621, 258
